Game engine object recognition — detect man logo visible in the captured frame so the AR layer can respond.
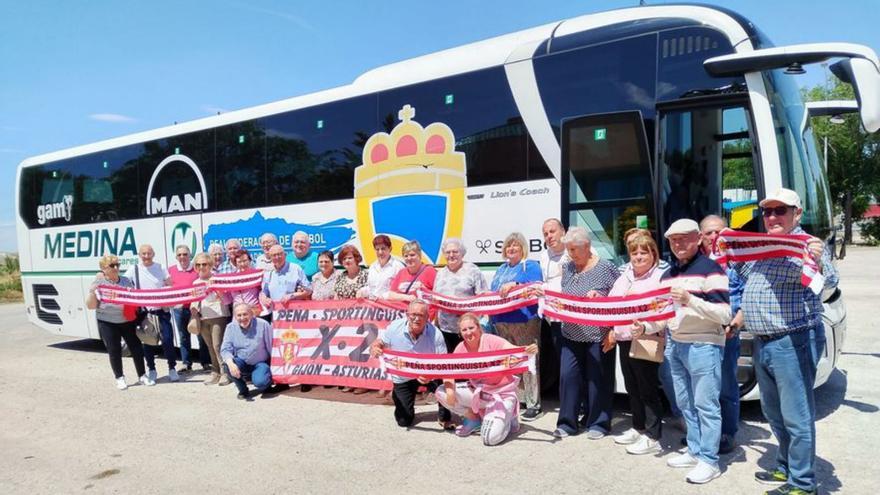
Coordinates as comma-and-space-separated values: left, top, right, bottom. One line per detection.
146, 154, 208, 215
170, 222, 198, 255
33, 284, 63, 325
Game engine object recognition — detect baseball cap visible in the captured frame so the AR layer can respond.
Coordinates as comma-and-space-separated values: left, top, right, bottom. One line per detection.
759, 188, 802, 209
664, 219, 700, 238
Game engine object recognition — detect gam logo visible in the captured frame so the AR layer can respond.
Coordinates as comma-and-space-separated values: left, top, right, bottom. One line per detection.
146, 154, 208, 215
170, 221, 199, 255
37, 194, 73, 225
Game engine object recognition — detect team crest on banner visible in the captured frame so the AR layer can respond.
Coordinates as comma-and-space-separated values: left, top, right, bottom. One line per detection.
354, 105, 466, 265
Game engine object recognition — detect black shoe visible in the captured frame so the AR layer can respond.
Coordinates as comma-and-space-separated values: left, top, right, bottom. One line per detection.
178, 364, 193, 373
763, 484, 815, 495
719, 435, 735, 454
754, 469, 788, 486
237, 392, 252, 401
680, 436, 687, 447
521, 407, 543, 422
300, 384, 312, 392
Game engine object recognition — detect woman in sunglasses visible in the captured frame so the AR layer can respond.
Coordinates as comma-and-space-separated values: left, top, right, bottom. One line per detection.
191, 253, 232, 385
86, 254, 149, 390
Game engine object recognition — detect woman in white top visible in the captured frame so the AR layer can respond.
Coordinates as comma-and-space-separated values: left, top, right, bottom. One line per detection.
191, 253, 232, 385
357, 234, 404, 300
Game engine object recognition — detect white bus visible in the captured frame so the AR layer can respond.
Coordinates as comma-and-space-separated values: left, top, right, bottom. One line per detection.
16, 5, 879, 400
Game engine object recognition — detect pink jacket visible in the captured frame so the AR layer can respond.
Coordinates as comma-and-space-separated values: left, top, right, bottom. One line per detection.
608, 264, 665, 341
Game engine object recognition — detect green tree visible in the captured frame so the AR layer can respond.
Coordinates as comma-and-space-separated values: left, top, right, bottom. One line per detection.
804, 79, 880, 253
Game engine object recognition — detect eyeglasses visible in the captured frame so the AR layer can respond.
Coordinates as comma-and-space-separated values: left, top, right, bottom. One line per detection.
408, 313, 427, 320
107, 263, 120, 269
761, 205, 791, 217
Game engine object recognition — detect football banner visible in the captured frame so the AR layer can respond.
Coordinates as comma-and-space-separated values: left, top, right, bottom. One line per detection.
210, 269, 264, 291
379, 347, 535, 381
417, 283, 540, 315
539, 287, 675, 326
96, 284, 210, 307
270, 298, 408, 390
714, 229, 824, 294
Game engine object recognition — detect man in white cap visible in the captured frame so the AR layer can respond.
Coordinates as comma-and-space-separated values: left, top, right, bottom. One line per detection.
734, 188, 838, 495
652, 218, 730, 484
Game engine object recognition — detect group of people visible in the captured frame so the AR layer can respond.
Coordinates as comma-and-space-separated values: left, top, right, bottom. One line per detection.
86, 188, 834, 495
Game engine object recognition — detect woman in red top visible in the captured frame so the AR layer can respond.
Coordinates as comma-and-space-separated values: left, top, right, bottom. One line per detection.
386, 240, 436, 304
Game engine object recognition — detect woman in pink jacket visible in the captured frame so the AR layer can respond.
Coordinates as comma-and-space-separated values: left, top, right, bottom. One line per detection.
606, 234, 667, 455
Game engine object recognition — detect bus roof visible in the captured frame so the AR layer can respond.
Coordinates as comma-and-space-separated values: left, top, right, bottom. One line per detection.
19, 3, 754, 169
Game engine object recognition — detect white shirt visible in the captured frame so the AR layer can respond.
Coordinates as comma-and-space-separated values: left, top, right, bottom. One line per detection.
123, 262, 170, 310
365, 257, 405, 299
256, 254, 273, 272
540, 247, 570, 293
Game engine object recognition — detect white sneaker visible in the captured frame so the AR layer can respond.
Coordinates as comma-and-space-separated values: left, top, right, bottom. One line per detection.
148, 369, 157, 383
626, 435, 661, 455
115, 377, 128, 390
613, 428, 641, 445
686, 461, 721, 484
667, 452, 698, 468
140, 374, 156, 387
168, 368, 180, 382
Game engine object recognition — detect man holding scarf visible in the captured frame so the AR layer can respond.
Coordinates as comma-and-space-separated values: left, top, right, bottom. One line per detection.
735, 188, 838, 495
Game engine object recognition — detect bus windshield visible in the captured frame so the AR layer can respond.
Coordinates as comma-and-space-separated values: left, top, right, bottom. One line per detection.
762, 69, 834, 239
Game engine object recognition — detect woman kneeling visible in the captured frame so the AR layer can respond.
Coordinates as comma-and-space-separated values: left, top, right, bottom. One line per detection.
435, 313, 536, 446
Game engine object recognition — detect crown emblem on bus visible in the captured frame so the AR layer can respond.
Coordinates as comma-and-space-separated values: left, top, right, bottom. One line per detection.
354, 105, 467, 264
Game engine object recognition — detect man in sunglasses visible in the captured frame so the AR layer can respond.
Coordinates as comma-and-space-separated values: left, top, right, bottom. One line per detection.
734, 188, 838, 495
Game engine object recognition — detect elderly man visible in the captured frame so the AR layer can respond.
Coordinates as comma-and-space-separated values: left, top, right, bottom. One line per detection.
700, 214, 745, 454
259, 244, 312, 321
123, 244, 179, 383
734, 189, 838, 495
168, 244, 210, 372
256, 233, 278, 272
217, 238, 243, 274
287, 231, 320, 281
220, 303, 274, 400
658, 219, 730, 484
370, 300, 452, 428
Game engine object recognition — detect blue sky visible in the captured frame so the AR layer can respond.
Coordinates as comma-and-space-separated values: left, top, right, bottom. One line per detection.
1, 0, 877, 253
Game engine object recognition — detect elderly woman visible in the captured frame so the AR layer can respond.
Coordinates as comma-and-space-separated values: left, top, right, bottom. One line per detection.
309, 250, 339, 301
489, 232, 543, 421
85, 255, 149, 389
553, 226, 621, 439
358, 234, 405, 300
433, 238, 488, 351
387, 240, 436, 303
435, 313, 537, 446
334, 245, 368, 299
191, 253, 231, 385
606, 234, 666, 454
227, 250, 261, 312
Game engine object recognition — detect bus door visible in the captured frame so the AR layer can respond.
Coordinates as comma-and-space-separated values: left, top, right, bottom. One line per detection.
560, 111, 656, 264
655, 96, 761, 238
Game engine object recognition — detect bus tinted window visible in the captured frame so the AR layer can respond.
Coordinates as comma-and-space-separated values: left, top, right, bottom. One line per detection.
264, 95, 375, 206
216, 120, 266, 210
378, 67, 548, 186
534, 34, 658, 139
140, 130, 216, 217
657, 27, 743, 100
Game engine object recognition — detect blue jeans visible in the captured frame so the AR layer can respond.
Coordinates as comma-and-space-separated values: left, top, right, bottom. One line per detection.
720, 334, 741, 438
226, 357, 272, 396
659, 333, 682, 418
171, 307, 211, 367
144, 311, 176, 371
666, 339, 723, 466
754, 326, 825, 491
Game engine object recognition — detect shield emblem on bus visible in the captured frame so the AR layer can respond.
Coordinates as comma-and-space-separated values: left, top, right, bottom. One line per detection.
354, 105, 466, 265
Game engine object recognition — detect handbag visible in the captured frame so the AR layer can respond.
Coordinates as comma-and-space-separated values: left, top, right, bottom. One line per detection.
136, 312, 162, 346
629, 333, 665, 363
187, 303, 201, 335
133, 265, 147, 325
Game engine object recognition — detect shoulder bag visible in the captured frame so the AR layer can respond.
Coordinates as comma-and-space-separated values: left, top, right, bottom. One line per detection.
133, 266, 162, 346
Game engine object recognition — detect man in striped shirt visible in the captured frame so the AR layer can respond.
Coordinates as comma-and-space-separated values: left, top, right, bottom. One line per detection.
655, 219, 730, 485
735, 189, 838, 495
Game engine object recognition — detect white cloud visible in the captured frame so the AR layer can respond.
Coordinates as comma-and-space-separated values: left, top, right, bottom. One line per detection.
89, 113, 137, 123
201, 104, 230, 115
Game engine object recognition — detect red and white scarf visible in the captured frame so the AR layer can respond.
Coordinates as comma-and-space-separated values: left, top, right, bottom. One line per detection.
417, 283, 540, 316
539, 287, 675, 326
713, 228, 824, 294
379, 347, 535, 380
96, 269, 263, 307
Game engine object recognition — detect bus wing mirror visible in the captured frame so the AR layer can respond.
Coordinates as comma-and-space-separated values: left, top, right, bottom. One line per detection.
704, 43, 880, 133
806, 100, 859, 118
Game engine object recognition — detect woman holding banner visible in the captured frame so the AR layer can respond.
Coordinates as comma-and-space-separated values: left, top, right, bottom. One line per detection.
310, 250, 339, 301
228, 250, 262, 312
605, 234, 666, 455
489, 232, 543, 422
334, 245, 368, 299
387, 240, 436, 304
192, 253, 231, 385
358, 234, 404, 300
435, 313, 537, 446
553, 226, 620, 439
433, 238, 488, 352
85, 254, 149, 390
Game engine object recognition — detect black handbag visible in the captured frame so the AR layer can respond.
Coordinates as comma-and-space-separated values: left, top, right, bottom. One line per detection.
133, 266, 160, 346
